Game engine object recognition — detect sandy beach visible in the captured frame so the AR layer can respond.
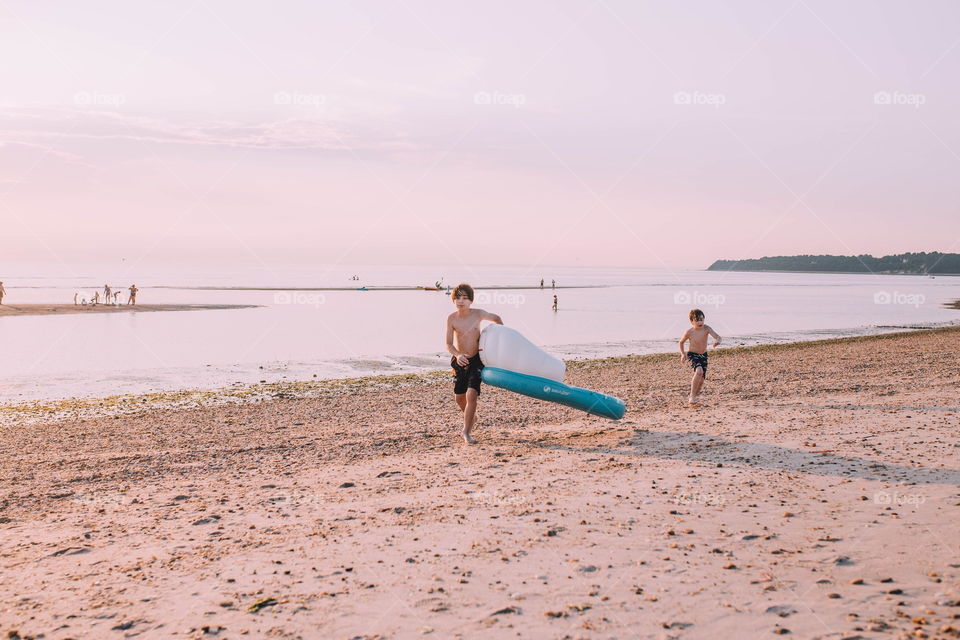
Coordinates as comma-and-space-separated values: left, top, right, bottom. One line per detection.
0, 304, 258, 317
1, 327, 958, 639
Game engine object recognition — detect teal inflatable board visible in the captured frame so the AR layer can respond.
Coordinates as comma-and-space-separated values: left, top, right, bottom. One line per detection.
481, 367, 626, 420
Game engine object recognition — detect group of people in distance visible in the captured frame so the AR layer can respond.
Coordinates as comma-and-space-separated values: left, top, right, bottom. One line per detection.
445, 283, 722, 444
74, 283, 139, 306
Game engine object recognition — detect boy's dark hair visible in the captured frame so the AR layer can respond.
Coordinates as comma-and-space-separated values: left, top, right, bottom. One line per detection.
451, 283, 474, 301
689, 308, 705, 321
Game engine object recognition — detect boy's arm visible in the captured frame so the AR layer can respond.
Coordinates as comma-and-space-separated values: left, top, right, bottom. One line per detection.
706, 325, 722, 347
481, 310, 503, 325
445, 316, 459, 357
678, 329, 689, 359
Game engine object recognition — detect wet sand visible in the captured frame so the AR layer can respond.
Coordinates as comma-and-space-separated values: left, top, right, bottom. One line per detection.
1, 327, 958, 639
0, 303, 259, 317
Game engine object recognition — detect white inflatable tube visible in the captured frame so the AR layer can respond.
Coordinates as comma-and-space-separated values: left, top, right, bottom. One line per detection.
478, 324, 565, 382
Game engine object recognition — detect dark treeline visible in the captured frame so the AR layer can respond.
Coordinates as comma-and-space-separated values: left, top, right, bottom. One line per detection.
708, 252, 960, 274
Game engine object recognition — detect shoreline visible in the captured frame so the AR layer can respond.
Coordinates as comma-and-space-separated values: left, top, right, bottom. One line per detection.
1, 324, 958, 637
0, 303, 260, 317
151, 284, 607, 291
3, 324, 958, 427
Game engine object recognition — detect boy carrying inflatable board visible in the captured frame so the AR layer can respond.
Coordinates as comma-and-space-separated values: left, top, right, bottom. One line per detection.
445, 283, 503, 444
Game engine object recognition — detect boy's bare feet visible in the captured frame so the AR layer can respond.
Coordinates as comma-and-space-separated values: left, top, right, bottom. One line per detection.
462, 430, 477, 444
687, 395, 700, 406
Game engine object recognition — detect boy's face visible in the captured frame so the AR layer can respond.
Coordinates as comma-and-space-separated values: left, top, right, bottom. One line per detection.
691, 318, 704, 328
454, 294, 472, 310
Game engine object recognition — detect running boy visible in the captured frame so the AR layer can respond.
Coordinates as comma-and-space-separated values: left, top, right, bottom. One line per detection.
679, 308, 721, 405
445, 283, 503, 444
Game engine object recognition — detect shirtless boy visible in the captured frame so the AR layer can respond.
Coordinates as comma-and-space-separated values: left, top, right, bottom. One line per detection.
445, 283, 503, 444
678, 308, 721, 405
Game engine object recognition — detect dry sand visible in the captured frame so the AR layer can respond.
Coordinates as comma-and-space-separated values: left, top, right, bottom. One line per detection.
0, 304, 258, 317
1, 327, 959, 639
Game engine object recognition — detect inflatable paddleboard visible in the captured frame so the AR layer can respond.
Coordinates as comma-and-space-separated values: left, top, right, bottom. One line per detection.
479, 324, 565, 382
481, 367, 626, 420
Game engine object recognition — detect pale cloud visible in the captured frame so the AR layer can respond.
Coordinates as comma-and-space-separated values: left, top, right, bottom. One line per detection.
0, 107, 418, 154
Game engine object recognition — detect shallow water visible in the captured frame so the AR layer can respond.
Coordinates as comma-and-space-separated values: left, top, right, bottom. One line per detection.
1, 263, 957, 402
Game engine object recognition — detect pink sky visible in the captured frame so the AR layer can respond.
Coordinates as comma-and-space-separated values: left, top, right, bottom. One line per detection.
1, 0, 958, 269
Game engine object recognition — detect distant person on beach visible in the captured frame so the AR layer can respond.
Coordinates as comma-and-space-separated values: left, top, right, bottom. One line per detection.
679, 308, 721, 406
113, 290, 121, 304
93, 291, 100, 305
104, 284, 111, 303
552, 294, 558, 311
0, 281, 5, 305
127, 284, 138, 305
540, 278, 544, 288
551, 279, 556, 289
445, 283, 503, 444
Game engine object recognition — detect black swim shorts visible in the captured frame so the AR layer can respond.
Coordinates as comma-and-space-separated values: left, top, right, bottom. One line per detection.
687, 351, 708, 378
451, 354, 484, 394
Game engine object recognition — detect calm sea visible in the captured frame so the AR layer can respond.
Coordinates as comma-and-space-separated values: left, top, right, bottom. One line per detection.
1, 263, 957, 402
